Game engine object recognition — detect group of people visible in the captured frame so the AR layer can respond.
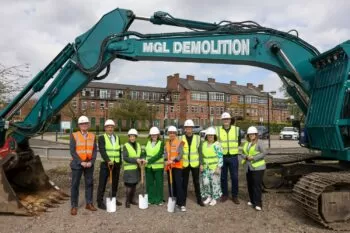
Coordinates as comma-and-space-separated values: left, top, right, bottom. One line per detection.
69, 112, 266, 215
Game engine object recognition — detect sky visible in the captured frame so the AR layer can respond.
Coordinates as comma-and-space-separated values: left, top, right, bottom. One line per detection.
1, 0, 349, 98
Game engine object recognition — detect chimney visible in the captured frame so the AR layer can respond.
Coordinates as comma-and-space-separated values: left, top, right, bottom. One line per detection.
247, 83, 254, 89
258, 84, 264, 91
186, 75, 195, 81
230, 81, 237, 86
208, 77, 215, 83
174, 73, 180, 79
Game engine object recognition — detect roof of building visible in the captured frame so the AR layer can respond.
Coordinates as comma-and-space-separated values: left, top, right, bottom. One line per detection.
87, 81, 167, 93
179, 78, 265, 96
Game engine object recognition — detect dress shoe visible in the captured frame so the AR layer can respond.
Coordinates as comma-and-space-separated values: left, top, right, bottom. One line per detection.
85, 203, 97, 211
220, 195, 228, 202
116, 200, 122, 206
232, 197, 240, 204
71, 208, 77, 215
98, 202, 106, 210
197, 200, 205, 207
130, 200, 138, 205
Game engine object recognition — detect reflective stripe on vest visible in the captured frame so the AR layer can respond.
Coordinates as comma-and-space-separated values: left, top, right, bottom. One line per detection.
123, 142, 141, 171
181, 135, 200, 168
241, 142, 266, 168
202, 141, 219, 171
103, 133, 121, 163
73, 132, 95, 161
145, 140, 164, 169
217, 126, 239, 155
165, 138, 183, 170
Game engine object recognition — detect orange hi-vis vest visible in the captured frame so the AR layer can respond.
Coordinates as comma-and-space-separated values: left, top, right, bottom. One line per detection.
165, 138, 183, 170
72, 131, 95, 161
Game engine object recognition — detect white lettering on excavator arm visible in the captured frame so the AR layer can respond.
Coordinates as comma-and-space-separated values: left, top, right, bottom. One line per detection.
142, 39, 250, 55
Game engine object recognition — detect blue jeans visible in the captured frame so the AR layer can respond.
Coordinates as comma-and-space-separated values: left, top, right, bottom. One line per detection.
220, 156, 239, 197
71, 166, 94, 208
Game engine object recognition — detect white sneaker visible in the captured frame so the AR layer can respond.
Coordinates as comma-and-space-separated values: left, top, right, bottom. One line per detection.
203, 197, 212, 205
180, 206, 186, 212
247, 201, 252, 206
255, 206, 262, 211
209, 199, 217, 206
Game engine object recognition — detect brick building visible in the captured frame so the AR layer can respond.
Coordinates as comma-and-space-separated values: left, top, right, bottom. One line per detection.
19, 73, 291, 130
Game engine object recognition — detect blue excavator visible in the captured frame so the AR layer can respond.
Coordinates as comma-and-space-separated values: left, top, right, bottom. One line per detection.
0, 8, 350, 230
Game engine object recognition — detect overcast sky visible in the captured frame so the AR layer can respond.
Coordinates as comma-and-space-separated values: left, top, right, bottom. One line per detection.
1, 0, 349, 97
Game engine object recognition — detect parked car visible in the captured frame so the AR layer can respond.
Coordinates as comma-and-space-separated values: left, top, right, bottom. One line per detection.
279, 127, 299, 140
256, 126, 269, 139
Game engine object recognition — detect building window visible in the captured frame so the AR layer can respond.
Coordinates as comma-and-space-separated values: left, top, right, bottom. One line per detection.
191, 91, 207, 101
170, 106, 174, 113
115, 90, 123, 99
259, 97, 268, 105
156, 105, 160, 111
81, 101, 87, 110
100, 102, 105, 109
191, 106, 195, 113
71, 100, 77, 109
216, 107, 221, 115
201, 106, 205, 113
210, 107, 214, 115
165, 105, 168, 113
90, 102, 96, 110
131, 91, 138, 100
177, 105, 180, 112
239, 95, 244, 104
225, 94, 231, 103
173, 93, 179, 101
109, 103, 114, 109
143, 92, 150, 100
220, 107, 224, 114
252, 96, 259, 104
100, 89, 108, 99
245, 96, 252, 104
209, 92, 224, 102
152, 93, 160, 101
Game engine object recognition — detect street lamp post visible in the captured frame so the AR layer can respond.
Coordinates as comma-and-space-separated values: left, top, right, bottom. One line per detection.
267, 91, 276, 148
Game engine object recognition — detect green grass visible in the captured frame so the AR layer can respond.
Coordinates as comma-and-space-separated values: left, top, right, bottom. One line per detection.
59, 135, 149, 145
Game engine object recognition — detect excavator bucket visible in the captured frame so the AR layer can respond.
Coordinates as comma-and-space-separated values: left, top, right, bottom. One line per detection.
0, 150, 69, 215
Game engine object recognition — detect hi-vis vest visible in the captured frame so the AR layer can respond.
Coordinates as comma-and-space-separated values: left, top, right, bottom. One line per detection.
165, 138, 183, 170
123, 142, 141, 171
103, 133, 121, 163
145, 140, 164, 169
181, 135, 200, 168
72, 132, 95, 161
241, 142, 266, 169
202, 141, 219, 171
217, 126, 239, 155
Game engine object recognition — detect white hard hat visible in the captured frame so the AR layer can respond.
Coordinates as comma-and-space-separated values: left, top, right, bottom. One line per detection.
104, 119, 115, 127
78, 115, 89, 124
167, 126, 177, 133
205, 127, 216, 136
149, 126, 160, 135
128, 128, 138, 136
221, 112, 231, 119
247, 126, 258, 134
184, 119, 194, 127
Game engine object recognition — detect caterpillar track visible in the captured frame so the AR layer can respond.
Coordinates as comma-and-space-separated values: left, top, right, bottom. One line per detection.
293, 172, 350, 231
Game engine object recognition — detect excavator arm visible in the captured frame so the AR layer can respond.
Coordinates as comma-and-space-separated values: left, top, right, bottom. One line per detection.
0, 7, 350, 220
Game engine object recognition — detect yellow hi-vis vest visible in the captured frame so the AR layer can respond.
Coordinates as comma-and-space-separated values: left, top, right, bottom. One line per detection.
145, 140, 164, 169
103, 133, 121, 163
241, 142, 266, 169
217, 126, 239, 155
123, 142, 141, 171
202, 141, 219, 171
181, 135, 200, 168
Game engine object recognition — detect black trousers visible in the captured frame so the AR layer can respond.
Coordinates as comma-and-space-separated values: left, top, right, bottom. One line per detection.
71, 166, 94, 208
182, 166, 201, 205
96, 161, 121, 203
246, 169, 265, 207
167, 168, 185, 206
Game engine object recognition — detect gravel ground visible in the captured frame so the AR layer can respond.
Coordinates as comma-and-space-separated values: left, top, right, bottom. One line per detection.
0, 162, 334, 233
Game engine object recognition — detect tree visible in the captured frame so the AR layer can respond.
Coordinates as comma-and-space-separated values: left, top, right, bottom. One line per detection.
279, 84, 305, 121
109, 98, 151, 129
0, 63, 30, 104
61, 100, 93, 126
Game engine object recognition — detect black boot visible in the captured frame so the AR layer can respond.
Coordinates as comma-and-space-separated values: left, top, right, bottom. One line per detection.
130, 186, 138, 205
97, 201, 106, 210
125, 187, 130, 208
